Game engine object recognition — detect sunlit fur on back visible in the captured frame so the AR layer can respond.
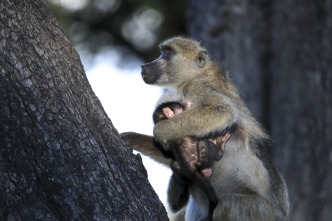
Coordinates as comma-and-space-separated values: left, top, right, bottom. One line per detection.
122, 36, 289, 220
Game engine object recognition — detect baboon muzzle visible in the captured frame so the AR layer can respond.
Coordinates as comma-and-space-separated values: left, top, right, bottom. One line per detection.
141, 61, 161, 84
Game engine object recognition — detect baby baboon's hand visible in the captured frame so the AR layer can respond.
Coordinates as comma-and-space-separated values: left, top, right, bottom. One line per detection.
163, 107, 175, 119
217, 132, 231, 151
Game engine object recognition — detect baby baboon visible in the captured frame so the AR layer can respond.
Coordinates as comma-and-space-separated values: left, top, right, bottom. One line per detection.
153, 101, 225, 179
122, 97, 231, 220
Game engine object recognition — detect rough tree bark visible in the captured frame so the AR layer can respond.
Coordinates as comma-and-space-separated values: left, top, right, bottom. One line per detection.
269, 2, 332, 220
0, 0, 168, 220
188, 0, 332, 221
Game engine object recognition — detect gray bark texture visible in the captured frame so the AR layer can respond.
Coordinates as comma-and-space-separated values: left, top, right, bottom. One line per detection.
0, 0, 168, 220
188, 0, 332, 221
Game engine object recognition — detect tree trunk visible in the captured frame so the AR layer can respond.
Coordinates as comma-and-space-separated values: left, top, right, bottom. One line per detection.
188, 0, 332, 220
269, 1, 332, 220
0, 0, 168, 220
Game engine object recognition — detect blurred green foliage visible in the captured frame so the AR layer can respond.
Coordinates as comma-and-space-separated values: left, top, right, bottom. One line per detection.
43, 0, 187, 66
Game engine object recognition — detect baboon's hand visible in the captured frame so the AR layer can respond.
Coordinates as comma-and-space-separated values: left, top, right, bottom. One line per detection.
120, 132, 155, 151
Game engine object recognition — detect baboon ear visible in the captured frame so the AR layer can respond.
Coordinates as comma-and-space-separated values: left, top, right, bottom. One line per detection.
196, 51, 207, 68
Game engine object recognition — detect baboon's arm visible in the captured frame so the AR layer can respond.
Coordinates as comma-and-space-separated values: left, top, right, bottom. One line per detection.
121, 132, 172, 166
153, 95, 236, 150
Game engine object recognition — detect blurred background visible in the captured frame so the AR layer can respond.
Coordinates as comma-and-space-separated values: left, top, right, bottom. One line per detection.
43, 0, 332, 220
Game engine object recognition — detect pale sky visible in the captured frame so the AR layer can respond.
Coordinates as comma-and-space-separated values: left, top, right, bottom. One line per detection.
84, 49, 172, 204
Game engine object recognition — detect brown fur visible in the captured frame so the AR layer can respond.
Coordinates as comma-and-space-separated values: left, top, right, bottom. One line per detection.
122, 36, 289, 221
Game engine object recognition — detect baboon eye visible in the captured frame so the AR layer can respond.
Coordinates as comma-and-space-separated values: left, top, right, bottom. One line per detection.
165, 48, 172, 54
160, 48, 172, 58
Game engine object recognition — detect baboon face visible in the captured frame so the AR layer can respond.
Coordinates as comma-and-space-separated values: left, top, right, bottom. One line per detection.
141, 37, 208, 87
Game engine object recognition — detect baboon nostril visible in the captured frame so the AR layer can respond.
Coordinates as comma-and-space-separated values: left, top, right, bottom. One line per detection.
141, 65, 145, 71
